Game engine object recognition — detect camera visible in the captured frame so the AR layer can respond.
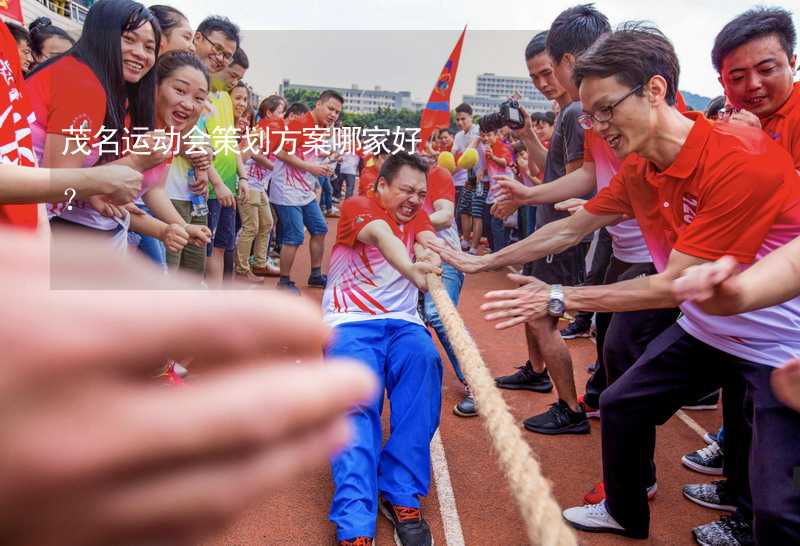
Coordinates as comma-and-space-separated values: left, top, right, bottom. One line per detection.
478, 100, 525, 132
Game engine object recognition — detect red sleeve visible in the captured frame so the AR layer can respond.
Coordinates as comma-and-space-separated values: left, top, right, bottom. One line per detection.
336, 197, 389, 247
263, 119, 286, 155
583, 131, 594, 163
427, 167, 455, 204
411, 209, 434, 236
584, 170, 635, 217
39, 58, 106, 138
674, 152, 793, 263
492, 141, 513, 164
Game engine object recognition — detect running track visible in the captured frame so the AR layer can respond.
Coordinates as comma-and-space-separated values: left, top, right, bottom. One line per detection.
206, 218, 724, 546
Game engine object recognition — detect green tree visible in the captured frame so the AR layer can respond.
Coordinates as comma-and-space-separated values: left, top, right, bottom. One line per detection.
282, 88, 321, 109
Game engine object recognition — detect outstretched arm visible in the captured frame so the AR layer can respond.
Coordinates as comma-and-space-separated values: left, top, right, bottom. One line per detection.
480, 249, 706, 330
673, 235, 800, 315
426, 207, 618, 274
357, 221, 440, 290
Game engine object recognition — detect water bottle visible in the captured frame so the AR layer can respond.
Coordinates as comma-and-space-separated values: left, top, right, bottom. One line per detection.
188, 168, 208, 217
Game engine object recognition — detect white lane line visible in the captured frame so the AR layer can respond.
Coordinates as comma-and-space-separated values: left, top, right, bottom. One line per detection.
430, 428, 466, 546
675, 409, 710, 440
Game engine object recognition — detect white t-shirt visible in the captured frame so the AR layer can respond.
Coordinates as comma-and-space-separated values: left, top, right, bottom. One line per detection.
587, 131, 652, 264
452, 124, 480, 187
268, 112, 327, 206
322, 196, 434, 327
340, 152, 360, 175
165, 156, 194, 201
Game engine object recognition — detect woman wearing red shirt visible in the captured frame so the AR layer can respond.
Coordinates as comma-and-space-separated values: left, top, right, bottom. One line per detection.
26, 0, 170, 251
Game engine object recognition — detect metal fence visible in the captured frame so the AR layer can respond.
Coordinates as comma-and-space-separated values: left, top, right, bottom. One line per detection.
35, 0, 90, 24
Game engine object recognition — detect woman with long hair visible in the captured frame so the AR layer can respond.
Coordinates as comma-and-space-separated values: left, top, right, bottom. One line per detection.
25, 0, 187, 252
149, 4, 195, 54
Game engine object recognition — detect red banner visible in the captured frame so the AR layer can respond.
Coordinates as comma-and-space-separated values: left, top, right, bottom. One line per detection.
419, 26, 466, 150
0, 0, 23, 23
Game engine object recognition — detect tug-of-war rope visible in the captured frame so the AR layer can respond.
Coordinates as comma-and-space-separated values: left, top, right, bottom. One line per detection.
427, 273, 578, 546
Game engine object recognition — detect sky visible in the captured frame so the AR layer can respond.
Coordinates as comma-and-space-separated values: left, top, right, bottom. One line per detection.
168, 0, 800, 104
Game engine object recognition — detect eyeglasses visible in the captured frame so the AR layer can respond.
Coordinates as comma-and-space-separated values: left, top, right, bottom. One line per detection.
578, 84, 643, 130
199, 33, 234, 63
716, 106, 741, 120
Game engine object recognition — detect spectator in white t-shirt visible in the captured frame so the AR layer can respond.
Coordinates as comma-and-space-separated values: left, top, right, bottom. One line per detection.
338, 150, 360, 199
452, 103, 480, 249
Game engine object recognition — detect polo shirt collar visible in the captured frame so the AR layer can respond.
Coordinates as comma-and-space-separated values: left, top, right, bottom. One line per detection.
647, 111, 711, 182
763, 81, 800, 122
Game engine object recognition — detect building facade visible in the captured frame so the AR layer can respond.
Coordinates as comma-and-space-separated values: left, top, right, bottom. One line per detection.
466, 73, 551, 117
279, 79, 415, 114
18, 0, 87, 38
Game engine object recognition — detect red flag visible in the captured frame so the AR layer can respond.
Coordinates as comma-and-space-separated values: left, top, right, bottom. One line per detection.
419, 26, 466, 151
0, 0, 23, 23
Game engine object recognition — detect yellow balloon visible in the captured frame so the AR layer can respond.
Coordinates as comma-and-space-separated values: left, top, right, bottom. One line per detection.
437, 151, 456, 173
458, 147, 479, 170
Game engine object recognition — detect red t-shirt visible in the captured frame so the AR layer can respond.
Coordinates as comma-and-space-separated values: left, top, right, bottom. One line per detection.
487, 140, 513, 171
268, 111, 325, 206
0, 23, 38, 229
584, 111, 800, 366
585, 112, 799, 266
26, 55, 109, 227
323, 195, 433, 326
760, 81, 800, 170
26, 55, 107, 165
260, 117, 286, 155
424, 165, 460, 250
358, 165, 379, 197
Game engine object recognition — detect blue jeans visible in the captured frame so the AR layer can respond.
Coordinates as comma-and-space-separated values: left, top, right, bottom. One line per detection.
489, 215, 509, 252
207, 198, 237, 255
423, 263, 466, 383
326, 319, 442, 540
319, 175, 333, 211
129, 205, 166, 270
273, 201, 328, 246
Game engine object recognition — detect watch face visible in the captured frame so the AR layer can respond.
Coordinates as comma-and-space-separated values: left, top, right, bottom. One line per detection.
548, 299, 566, 317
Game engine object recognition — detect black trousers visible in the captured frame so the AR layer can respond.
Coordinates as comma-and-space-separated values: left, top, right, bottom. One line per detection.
600, 323, 800, 544
583, 257, 679, 408
572, 228, 613, 331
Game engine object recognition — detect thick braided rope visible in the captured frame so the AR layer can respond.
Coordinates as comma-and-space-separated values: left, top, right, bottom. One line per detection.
427, 274, 578, 546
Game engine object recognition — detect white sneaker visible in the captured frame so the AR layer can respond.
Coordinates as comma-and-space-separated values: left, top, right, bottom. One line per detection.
563, 502, 629, 536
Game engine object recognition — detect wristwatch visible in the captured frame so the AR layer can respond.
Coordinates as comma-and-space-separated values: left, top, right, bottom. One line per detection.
547, 284, 566, 318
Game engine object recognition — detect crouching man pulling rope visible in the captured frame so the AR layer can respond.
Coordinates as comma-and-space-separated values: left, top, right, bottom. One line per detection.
322, 152, 444, 546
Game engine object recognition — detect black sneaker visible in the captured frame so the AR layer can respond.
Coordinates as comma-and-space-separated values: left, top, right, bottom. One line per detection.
276, 279, 301, 296
682, 480, 736, 512
379, 499, 433, 546
495, 361, 553, 393
692, 514, 754, 546
308, 273, 328, 288
682, 390, 720, 410
453, 386, 477, 417
586, 361, 599, 374
560, 320, 591, 339
682, 442, 724, 475
523, 399, 590, 435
